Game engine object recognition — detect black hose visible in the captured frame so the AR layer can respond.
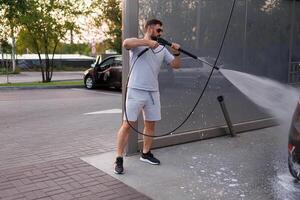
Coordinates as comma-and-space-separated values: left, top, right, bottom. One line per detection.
124, 0, 237, 138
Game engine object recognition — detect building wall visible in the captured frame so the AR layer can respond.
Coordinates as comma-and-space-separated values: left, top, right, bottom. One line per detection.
123, 0, 297, 147
138, 0, 296, 82
293, 2, 300, 61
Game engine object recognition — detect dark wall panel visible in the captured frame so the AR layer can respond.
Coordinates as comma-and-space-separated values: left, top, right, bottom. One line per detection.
134, 0, 293, 136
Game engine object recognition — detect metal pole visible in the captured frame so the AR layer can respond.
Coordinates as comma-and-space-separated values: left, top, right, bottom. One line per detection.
11, 26, 16, 72
217, 95, 236, 137
0, 43, 3, 70
123, 0, 139, 155
288, 0, 296, 83
6, 53, 9, 83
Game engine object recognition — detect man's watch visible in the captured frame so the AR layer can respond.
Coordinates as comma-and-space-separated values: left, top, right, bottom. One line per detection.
173, 53, 180, 56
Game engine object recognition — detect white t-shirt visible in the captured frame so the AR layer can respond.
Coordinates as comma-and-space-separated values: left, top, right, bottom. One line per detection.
128, 45, 174, 91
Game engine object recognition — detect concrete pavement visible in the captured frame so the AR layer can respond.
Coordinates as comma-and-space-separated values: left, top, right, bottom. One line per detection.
82, 125, 300, 200
0, 158, 151, 200
1, 88, 299, 199
0, 88, 151, 200
0, 71, 83, 84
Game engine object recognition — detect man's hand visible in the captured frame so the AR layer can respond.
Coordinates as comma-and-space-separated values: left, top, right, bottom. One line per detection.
148, 40, 159, 49
170, 43, 180, 54
170, 42, 181, 69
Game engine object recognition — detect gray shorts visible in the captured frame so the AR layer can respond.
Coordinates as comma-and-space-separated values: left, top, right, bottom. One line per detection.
124, 88, 161, 122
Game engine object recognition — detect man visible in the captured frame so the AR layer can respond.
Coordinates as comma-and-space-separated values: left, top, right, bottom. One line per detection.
114, 19, 181, 174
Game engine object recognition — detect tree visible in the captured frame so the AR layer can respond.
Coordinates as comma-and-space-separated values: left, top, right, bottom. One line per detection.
0, 0, 28, 72
0, 7, 9, 42
92, 0, 122, 54
56, 43, 91, 55
17, 30, 91, 56
18, 0, 86, 82
95, 41, 110, 54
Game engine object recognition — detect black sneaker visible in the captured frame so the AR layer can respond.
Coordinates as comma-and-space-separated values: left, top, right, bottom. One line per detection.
114, 157, 124, 174
140, 151, 160, 165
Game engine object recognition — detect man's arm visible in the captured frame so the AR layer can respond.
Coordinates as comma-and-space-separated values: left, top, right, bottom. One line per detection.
170, 55, 181, 69
123, 38, 159, 50
169, 43, 181, 69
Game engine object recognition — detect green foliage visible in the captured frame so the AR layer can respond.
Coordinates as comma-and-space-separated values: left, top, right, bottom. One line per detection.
0, 11, 9, 41
0, 40, 12, 53
16, 0, 86, 82
56, 43, 91, 55
93, 0, 122, 54
20, 0, 79, 53
0, 66, 21, 75
0, 0, 28, 40
17, 29, 91, 56
96, 41, 110, 54
16, 28, 38, 54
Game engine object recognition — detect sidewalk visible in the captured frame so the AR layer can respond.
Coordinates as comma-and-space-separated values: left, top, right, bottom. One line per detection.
82, 125, 300, 200
0, 158, 151, 200
0, 72, 83, 84
0, 86, 151, 200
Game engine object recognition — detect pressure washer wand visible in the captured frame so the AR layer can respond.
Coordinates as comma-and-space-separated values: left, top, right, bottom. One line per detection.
157, 37, 219, 70
197, 57, 219, 70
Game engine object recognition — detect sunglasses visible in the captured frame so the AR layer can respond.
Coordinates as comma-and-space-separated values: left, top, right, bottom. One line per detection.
156, 28, 163, 33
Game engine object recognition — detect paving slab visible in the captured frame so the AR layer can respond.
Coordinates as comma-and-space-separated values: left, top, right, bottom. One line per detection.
0, 158, 151, 200
82, 126, 300, 200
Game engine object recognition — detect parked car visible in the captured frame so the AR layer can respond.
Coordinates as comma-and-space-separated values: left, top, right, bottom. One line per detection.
288, 99, 300, 180
83, 54, 223, 90
84, 55, 122, 90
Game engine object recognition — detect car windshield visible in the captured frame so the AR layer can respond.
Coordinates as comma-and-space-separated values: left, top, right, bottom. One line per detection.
114, 56, 122, 66
99, 58, 114, 68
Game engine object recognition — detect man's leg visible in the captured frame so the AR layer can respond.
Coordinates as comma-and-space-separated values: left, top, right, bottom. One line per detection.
114, 120, 136, 174
116, 120, 136, 157
140, 120, 160, 165
143, 120, 155, 153
114, 88, 143, 174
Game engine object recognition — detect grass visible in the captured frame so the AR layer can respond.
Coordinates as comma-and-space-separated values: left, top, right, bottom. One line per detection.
0, 80, 84, 87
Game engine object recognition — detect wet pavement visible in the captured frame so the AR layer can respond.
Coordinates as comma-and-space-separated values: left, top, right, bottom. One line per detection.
82, 124, 300, 200
1, 88, 300, 199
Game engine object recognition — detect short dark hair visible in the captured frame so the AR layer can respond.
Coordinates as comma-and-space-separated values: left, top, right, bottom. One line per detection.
145, 19, 162, 29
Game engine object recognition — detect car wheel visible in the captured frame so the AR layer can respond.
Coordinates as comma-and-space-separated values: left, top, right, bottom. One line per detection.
288, 149, 300, 180
85, 76, 95, 89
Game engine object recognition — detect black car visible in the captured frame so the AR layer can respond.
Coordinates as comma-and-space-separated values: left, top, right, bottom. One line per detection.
288, 99, 300, 180
83, 55, 122, 90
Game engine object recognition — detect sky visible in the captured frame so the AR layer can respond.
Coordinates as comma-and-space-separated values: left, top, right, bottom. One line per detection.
66, 0, 106, 44
70, 15, 106, 44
